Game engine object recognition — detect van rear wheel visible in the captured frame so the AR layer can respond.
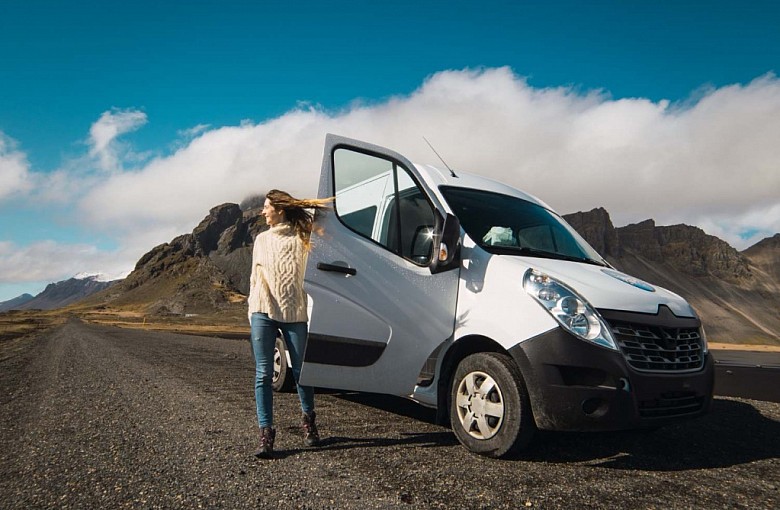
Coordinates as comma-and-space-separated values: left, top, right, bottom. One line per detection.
272, 336, 294, 393
449, 352, 535, 458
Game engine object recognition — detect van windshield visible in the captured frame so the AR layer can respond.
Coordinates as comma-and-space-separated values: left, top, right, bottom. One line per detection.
440, 186, 607, 266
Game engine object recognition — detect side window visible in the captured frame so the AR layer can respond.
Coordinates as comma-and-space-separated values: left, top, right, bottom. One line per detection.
333, 149, 393, 243
333, 148, 436, 265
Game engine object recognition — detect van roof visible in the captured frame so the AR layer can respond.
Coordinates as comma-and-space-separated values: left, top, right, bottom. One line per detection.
413, 163, 553, 211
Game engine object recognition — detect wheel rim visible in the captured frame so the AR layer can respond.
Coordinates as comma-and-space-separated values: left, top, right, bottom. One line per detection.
273, 345, 282, 382
455, 370, 505, 440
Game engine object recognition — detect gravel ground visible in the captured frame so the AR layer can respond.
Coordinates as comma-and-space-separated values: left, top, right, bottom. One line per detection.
1, 319, 778, 509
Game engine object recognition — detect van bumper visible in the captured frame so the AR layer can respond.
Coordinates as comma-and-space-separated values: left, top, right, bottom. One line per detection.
508, 327, 715, 431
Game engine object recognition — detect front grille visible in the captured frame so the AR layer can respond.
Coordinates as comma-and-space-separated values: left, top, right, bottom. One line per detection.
639, 391, 705, 418
607, 321, 704, 373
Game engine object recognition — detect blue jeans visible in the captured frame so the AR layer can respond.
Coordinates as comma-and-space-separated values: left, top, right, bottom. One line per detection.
250, 312, 314, 428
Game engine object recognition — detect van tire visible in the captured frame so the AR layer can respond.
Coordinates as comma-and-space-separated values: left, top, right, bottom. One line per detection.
272, 336, 294, 393
449, 352, 535, 458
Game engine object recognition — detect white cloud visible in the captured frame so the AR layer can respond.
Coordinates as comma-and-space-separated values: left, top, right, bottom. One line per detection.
88, 108, 148, 172
0, 133, 33, 199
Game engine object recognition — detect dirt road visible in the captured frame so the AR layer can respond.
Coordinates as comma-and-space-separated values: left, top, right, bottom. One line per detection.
1, 320, 778, 509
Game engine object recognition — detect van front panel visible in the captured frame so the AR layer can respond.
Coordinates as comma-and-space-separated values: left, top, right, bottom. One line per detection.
508, 327, 714, 431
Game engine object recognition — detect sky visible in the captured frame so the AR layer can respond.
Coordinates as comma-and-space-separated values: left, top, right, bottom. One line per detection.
1, 0, 779, 301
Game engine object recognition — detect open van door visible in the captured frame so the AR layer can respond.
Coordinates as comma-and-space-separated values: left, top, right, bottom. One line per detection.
299, 134, 460, 395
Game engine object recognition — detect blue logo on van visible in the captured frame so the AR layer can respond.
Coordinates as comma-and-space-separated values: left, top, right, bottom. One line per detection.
601, 269, 656, 292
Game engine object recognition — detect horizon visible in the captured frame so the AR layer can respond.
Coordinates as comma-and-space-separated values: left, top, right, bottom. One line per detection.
2, 1, 779, 301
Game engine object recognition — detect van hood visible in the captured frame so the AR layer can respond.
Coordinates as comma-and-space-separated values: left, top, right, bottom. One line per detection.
508, 257, 697, 318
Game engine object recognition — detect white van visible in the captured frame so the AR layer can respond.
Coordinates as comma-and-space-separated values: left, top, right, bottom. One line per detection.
274, 134, 714, 458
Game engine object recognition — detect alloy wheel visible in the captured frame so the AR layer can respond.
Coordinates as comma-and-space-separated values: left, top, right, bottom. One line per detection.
455, 370, 505, 439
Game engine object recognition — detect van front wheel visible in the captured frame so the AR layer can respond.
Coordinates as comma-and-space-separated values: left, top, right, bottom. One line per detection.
449, 352, 535, 457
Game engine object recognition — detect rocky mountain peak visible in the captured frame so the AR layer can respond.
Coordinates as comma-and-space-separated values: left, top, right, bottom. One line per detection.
616, 221, 752, 282
562, 207, 620, 258
192, 203, 244, 255
562, 210, 756, 284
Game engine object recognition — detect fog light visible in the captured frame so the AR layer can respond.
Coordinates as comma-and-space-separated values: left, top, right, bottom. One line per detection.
581, 397, 608, 417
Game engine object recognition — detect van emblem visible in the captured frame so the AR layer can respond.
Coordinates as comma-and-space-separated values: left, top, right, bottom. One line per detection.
601, 269, 656, 292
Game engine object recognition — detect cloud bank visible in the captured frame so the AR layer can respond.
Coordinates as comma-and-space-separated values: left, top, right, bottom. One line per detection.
3, 67, 780, 294
0, 240, 129, 283
81, 68, 780, 246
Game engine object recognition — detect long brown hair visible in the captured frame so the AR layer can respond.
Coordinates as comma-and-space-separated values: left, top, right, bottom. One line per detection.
265, 189, 332, 249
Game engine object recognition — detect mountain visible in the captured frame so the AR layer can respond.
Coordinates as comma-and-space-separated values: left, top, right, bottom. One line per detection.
86, 203, 265, 316
563, 208, 780, 346
80, 201, 777, 346
0, 293, 34, 312
17, 275, 118, 311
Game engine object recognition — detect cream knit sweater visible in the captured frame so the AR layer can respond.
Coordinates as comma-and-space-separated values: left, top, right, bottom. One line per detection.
247, 222, 309, 324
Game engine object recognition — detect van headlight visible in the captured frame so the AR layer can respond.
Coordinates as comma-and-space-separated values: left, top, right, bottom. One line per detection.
523, 269, 617, 350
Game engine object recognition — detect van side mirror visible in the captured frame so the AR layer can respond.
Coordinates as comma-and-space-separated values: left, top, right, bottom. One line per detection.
410, 225, 435, 265
431, 213, 460, 274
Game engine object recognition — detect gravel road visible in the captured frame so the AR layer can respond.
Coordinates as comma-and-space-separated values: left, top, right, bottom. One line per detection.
1, 319, 778, 509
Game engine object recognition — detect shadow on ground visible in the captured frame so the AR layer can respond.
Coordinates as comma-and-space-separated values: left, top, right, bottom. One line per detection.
327, 393, 779, 470
519, 398, 780, 470
266, 391, 458, 458
271, 432, 458, 459
329, 391, 438, 424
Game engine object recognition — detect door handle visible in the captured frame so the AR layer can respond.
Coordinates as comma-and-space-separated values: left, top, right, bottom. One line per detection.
316, 262, 357, 276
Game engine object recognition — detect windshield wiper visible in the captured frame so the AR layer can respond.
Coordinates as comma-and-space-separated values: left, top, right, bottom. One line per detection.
482, 245, 608, 267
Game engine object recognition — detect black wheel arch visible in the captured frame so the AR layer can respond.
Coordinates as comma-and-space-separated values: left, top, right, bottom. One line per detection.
435, 334, 508, 426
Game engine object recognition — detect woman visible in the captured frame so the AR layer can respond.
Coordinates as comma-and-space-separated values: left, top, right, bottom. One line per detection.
248, 189, 331, 458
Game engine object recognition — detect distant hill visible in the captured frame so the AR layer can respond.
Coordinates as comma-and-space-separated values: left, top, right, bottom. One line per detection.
564, 208, 780, 346
0, 293, 34, 312
79, 202, 778, 346
743, 233, 780, 282
14, 275, 118, 311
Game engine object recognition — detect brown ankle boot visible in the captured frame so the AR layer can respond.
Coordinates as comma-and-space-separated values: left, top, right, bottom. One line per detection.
302, 411, 320, 447
254, 427, 276, 458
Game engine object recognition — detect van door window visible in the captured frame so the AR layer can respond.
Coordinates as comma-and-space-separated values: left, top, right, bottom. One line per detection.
340, 206, 377, 239
333, 148, 436, 265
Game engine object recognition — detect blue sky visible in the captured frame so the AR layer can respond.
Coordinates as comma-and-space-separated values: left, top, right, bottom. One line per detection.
1, 0, 779, 301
